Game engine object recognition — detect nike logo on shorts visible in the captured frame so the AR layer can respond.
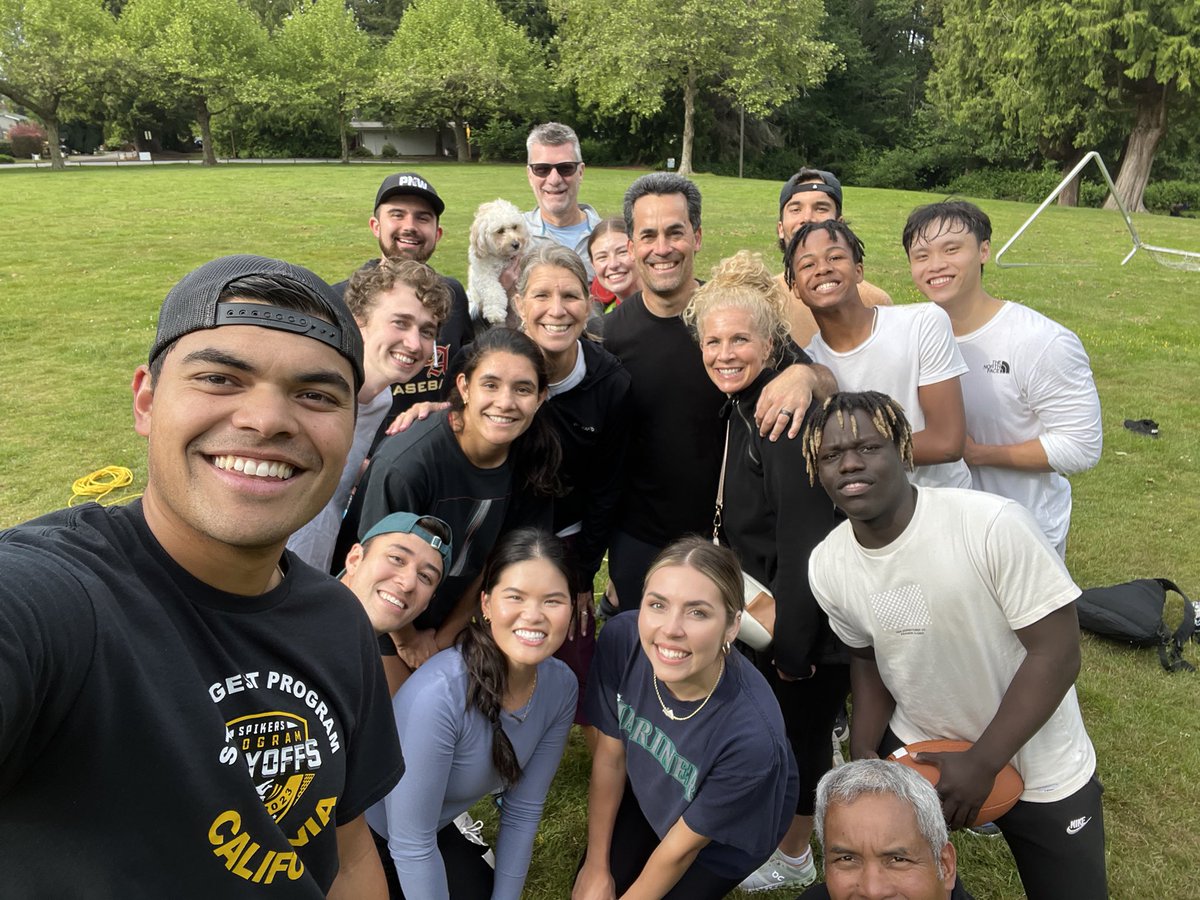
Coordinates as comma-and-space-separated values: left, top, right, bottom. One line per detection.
1066, 815, 1092, 835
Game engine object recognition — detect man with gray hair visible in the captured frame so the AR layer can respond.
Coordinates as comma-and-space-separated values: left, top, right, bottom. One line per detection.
524, 121, 601, 278
799, 760, 971, 900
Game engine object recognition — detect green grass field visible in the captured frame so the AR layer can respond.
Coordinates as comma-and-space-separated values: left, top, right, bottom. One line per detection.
2, 163, 1199, 898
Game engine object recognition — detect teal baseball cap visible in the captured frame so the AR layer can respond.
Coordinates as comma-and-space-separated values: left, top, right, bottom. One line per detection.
361, 512, 452, 570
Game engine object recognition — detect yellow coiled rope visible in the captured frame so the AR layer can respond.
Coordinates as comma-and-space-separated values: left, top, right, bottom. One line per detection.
69, 466, 142, 507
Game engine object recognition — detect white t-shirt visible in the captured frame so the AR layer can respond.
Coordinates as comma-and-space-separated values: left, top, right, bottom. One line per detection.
807, 304, 972, 489
287, 389, 393, 572
956, 301, 1102, 552
809, 487, 1095, 802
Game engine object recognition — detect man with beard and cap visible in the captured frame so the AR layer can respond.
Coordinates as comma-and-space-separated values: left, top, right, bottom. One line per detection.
334, 172, 473, 444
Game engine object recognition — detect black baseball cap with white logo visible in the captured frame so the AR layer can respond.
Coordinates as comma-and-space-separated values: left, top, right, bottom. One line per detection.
374, 172, 445, 217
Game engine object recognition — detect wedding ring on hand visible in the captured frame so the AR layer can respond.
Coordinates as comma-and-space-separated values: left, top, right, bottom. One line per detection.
779, 408, 794, 418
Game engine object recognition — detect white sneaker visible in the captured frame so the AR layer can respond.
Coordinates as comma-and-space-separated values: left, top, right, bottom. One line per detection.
452, 812, 496, 867
739, 848, 817, 893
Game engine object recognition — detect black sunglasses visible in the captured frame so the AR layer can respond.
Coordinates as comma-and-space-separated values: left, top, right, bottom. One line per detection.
528, 162, 581, 178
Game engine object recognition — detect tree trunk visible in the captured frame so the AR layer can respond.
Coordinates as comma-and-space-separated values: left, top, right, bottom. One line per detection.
1105, 81, 1168, 214
452, 121, 470, 163
1056, 147, 1088, 207
678, 68, 696, 176
44, 113, 64, 171
338, 105, 349, 164
196, 100, 218, 166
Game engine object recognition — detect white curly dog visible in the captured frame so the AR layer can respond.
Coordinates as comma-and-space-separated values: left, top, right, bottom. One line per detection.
467, 198, 530, 328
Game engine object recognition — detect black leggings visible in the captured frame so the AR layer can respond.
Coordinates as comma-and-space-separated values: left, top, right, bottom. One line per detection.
774, 663, 851, 816
606, 529, 663, 611
371, 821, 494, 900
577, 784, 746, 900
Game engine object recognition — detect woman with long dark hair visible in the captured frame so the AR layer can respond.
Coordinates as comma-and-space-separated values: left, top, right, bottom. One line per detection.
335, 327, 563, 672
574, 538, 798, 899
379, 250, 630, 714
686, 251, 845, 893
366, 528, 578, 899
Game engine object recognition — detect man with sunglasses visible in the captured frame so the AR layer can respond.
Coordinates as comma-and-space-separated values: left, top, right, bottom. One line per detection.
524, 122, 602, 279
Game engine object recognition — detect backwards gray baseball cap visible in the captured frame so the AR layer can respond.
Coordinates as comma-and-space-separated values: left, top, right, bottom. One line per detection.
779, 169, 843, 216
149, 254, 364, 390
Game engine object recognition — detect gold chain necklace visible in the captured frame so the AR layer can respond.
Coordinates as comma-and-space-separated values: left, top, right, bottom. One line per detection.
653, 657, 724, 721
509, 670, 538, 723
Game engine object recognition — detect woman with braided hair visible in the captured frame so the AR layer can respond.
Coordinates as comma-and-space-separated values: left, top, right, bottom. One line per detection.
366, 528, 578, 899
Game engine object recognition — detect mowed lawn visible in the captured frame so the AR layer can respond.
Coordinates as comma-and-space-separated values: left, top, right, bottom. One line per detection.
2, 163, 1199, 899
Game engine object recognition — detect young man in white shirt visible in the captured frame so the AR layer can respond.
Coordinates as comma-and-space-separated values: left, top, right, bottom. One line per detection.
776, 168, 892, 347
802, 390, 1107, 900
903, 200, 1102, 555
785, 219, 971, 489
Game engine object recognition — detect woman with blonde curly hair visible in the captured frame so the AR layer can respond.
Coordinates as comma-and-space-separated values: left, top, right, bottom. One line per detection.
685, 251, 846, 893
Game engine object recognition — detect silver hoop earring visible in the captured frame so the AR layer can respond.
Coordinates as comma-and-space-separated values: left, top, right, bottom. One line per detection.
722, 640, 731, 656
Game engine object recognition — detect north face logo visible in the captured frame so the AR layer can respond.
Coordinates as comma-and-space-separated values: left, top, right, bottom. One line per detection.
983, 360, 1011, 374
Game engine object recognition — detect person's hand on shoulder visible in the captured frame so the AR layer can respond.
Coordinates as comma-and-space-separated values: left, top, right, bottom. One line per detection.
386, 401, 451, 436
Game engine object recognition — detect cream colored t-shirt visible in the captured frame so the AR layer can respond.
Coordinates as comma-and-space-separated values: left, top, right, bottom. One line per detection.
810, 487, 1096, 802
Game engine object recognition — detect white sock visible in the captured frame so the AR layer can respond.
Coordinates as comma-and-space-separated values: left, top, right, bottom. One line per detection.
778, 847, 812, 867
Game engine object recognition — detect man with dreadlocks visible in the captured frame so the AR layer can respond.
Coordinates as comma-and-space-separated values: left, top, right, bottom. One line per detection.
803, 391, 1108, 900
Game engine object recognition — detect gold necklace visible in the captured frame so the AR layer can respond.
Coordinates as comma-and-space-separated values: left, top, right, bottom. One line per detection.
653, 657, 724, 721
508, 670, 538, 723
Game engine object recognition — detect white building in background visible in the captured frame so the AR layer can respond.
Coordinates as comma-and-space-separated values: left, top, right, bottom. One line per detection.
350, 121, 457, 157
1, 111, 31, 139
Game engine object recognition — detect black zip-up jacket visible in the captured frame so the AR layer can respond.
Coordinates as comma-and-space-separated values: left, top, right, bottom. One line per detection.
719, 369, 846, 676
545, 339, 632, 587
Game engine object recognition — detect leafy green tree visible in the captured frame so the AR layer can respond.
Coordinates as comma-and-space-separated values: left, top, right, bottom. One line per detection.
1098, 1, 1200, 212
348, 0, 410, 39
930, 0, 1200, 211
777, 0, 933, 169
550, 0, 837, 175
121, 0, 267, 165
378, 0, 546, 162
0, 0, 119, 169
274, 0, 378, 163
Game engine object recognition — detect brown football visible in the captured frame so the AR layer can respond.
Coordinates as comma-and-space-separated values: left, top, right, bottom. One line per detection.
888, 739, 1024, 827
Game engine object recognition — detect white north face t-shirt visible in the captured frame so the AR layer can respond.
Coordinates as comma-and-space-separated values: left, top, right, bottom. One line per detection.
955, 301, 1102, 552
807, 303, 972, 489
809, 487, 1096, 803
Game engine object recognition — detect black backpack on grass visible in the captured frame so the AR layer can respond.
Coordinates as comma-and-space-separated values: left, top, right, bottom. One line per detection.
1077, 578, 1198, 672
